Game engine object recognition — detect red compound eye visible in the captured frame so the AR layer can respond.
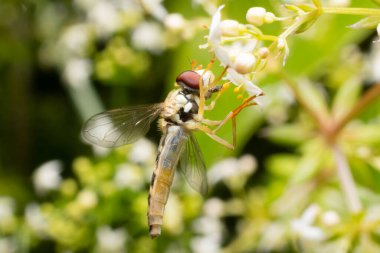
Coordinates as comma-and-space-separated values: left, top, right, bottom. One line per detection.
176, 71, 201, 90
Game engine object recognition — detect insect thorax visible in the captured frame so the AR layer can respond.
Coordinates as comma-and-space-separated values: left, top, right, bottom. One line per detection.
161, 88, 200, 126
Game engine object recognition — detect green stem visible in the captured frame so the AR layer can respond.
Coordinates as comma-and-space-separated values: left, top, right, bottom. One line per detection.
323, 7, 380, 16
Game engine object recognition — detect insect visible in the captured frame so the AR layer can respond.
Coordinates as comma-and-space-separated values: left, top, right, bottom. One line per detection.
81, 68, 241, 238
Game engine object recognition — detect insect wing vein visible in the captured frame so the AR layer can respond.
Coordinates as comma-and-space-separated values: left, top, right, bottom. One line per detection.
81, 103, 163, 147
178, 132, 208, 195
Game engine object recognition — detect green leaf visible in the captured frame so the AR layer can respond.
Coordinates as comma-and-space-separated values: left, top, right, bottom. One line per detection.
296, 79, 330, 120
290, 139, 326, 183
266, 154, 299, 177
372, 0, 380, 7
264, 124, 312, 146
332, 77, 361, 121
344, 123, 380, 146
349, 16, 380, 30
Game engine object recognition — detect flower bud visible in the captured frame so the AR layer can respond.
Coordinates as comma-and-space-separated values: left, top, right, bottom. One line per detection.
377, 23, 380, 38
220, 20, 242, 36
246, 7, 266, 26
233, 52, 256, 74
258, 47, 270, 59
264, 12, 276, 24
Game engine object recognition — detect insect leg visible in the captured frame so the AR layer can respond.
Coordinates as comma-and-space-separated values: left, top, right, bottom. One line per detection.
198, 55, 216, 119
187, 123, 234, 150
212, 94, 260, 146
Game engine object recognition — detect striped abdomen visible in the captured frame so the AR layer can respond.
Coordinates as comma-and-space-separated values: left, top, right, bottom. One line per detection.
148, 125, 187, 238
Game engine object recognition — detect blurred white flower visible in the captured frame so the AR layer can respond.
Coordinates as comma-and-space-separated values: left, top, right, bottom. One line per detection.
257, 223, 287, 252
96, 226, 127, 253
88, 0, 120, 36
329, 0, 351, 7
60, 24, 91, 56
191, 234, 221, 253
25, 203, 47, 237
33, 160, 63, 195
191, 216, 223, 253
192, 216, 223, 235
203, 198, 224, 218
128, 138, 156, 165
291, 204, 326, 242
164, 13, 185, 32
63, 58, 92, 87
368, 42, 380, 82
113, 163, 145, 190
131, 22, 166, 54
208, 154, 257, 185
140, 0, 168, 21
0, 237, 16, 253
0, 198, 15, 223
77, 189, 98, 209
321, 210, 340, 226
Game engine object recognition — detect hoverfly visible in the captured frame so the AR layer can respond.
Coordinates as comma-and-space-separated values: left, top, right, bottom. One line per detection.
81, 68, 240, 238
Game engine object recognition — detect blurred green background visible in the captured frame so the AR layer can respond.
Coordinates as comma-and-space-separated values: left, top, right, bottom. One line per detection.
1, 0, 380, 252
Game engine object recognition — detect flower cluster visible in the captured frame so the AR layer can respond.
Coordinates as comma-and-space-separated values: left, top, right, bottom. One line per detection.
201, 5, 288, 97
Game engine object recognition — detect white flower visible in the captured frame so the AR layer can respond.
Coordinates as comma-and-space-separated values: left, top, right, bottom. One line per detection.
33, 160, 63, 195
140, 0, 168, 21
220, 20, 242, 37
329, 0, 351, 7
191, 234, 221, 253
63, 58, 92, 86
226, 68, 262, 95
77, 189, 98, 209
246, 7, 267, 26
208, 5, 224, 47
113, 163, 145, 190
0, 237, 17, 253
206, 6, 263, 95
291, 204, 326, 242
321, 210, 340, 226
96, 226, 127, 253
128, 138, 156, 165
232, 52, 256, 74
60, 24, 91, 56
25, 203, 47, 237
131, 22, 166, 54
164, 13, 185, 32
0, 198, 15, 223
88, 0, 120, 36
208, 154, 257, 185
203, 198, 224, 218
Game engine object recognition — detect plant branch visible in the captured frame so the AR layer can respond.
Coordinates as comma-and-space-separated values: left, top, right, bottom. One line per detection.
330, 83, 380, 140
323, 7, 380, 16
280, 71, 328, 133
331, 143, 362, 213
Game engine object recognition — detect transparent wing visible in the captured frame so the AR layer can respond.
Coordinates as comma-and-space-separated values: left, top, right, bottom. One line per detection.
81, 103, 163, 148
179, 132, 208, 196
